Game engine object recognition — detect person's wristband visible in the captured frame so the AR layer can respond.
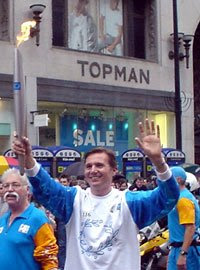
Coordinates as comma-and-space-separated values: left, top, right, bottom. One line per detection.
154, 163, 171, 181
25, 159, 41, 177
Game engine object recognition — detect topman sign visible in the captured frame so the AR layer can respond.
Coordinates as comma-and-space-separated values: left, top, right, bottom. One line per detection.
77, 60, 150, 85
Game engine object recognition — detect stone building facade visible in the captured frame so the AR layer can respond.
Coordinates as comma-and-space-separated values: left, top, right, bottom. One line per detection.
0, 0, 200, 167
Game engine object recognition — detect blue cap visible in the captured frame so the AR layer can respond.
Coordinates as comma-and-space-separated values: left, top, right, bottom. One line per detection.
171, 166, 187, 181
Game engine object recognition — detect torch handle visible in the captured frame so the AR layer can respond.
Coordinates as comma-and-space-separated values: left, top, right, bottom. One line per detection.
18, 154, 25, 175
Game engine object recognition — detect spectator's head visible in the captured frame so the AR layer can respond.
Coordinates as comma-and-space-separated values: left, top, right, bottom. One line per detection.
76, 175, 88, 189
113, 173, 127, 189
70, 179, 78, 187
146, 175, 157, 189
59, 174, 70, 187
119, 179, 128, 191
134, 177, 145, 188
78, 180, 88, 189
1, 168, 31, 210
171, 166, 187, 186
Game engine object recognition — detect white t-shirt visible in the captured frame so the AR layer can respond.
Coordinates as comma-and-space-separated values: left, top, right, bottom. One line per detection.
65, 187, 140, 270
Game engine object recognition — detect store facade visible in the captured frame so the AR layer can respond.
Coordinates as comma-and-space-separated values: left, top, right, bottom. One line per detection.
0, 0, 199, 166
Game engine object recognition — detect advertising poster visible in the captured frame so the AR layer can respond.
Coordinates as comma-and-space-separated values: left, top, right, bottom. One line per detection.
68, 0, 123, 56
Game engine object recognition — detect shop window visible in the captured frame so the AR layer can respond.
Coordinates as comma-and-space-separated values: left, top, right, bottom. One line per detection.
0, 0, 9, 41
52, 0, 157, 60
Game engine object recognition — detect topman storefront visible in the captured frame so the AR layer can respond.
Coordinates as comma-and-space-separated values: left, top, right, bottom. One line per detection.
0, 54, 176, 172
0, 0, 198, 168
33, 56, 176, 171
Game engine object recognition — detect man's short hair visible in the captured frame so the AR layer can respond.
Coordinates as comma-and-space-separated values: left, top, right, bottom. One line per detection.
1, 168, 29, 186
59, 174, 69, 180
84, 147, 117, 169
134, 176, 144, 183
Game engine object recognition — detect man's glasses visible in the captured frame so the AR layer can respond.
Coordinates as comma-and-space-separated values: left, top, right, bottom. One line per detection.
2, 182, 23, 190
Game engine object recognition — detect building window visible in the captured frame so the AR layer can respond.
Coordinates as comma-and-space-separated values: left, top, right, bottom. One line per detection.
52, 0, 67, 46
52, 0, 157, 60
0, 0, 9, 41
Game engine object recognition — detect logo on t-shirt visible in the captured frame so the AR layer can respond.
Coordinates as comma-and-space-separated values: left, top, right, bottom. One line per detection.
18, 224, 30, 234
0, 227, 3, 234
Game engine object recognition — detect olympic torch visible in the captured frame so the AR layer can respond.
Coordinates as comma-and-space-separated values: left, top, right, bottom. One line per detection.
13, 47, 26, 175
13, 21, 36, 175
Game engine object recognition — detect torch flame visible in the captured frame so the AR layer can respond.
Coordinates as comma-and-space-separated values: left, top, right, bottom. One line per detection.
16, 21, 36, 47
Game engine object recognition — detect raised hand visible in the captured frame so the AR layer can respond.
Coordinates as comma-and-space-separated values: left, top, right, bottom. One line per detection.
135, 119, 166, 172
12, 135, 35, 169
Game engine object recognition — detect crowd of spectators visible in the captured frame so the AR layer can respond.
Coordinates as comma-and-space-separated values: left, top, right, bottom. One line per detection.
112, 173, 158, 192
